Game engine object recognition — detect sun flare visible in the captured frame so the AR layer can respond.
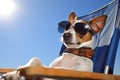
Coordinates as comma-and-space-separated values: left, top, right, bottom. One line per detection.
0, 0, 16, 17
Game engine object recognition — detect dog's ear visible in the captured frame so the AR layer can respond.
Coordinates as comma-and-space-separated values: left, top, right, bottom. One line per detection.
68, 12, 77, 24
90, 15, 107, 33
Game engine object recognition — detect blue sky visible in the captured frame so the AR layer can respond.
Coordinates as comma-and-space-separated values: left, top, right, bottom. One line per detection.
0, 0, 120, 75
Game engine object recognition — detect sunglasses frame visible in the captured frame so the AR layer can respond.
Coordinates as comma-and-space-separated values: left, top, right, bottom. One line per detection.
58, 20, 95, 35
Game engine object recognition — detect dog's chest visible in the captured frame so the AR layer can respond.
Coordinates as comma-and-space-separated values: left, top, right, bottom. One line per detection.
49, 53, 93, 72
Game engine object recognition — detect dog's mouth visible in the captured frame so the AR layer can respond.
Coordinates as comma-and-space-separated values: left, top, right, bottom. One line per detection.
64, 41, 81, 45
63, 41, 81, 48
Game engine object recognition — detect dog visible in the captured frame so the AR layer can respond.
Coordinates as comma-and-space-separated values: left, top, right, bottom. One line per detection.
1, 12, 107, 80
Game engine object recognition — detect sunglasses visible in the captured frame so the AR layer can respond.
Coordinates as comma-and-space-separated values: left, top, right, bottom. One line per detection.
58, 21, 95, 35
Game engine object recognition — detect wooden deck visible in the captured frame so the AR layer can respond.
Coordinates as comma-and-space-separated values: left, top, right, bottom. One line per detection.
18, 66, 120, 80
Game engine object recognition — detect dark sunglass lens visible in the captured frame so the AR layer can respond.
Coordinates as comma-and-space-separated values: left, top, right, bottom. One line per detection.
74, 23, 89, 35
58, 21, 70, 33
65, 23, 71, 31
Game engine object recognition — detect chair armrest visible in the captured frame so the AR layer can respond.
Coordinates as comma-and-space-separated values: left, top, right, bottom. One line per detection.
0, 68, 15, 73
18, 66, 120, 80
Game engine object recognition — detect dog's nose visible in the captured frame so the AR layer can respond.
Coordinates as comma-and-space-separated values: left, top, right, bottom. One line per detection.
63, 33, 72, 41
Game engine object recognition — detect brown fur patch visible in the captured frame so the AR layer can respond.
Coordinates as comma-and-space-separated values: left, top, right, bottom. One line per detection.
76, 32, 92, 43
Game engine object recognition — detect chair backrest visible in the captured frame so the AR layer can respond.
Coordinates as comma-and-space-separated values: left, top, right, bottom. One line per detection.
58, 0, 120, 74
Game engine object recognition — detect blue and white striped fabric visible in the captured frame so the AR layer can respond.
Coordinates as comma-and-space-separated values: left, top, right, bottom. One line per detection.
78, 0, 120, 74
59, 0, 120, 74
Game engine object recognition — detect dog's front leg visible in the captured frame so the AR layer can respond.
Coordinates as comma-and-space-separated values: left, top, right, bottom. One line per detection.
1, 57, 43, 80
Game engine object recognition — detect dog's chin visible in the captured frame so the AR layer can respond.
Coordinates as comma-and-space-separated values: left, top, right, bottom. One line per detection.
63, 42, 81, 48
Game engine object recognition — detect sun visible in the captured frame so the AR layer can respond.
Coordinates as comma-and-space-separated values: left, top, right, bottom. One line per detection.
0, 0, 16, 17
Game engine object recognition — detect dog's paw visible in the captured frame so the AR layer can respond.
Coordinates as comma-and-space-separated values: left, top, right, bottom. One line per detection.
1, 71, 20, 80
18, 57, 43, 69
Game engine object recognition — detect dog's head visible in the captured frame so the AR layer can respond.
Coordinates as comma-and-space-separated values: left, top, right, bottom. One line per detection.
59, 12, 107, 48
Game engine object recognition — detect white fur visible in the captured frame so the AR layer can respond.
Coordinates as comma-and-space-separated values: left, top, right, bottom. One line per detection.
49, 53, 93, 72
78, 39, 93, 48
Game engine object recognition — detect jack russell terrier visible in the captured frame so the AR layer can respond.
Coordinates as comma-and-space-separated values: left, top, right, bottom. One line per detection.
1, 12, 107, 80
